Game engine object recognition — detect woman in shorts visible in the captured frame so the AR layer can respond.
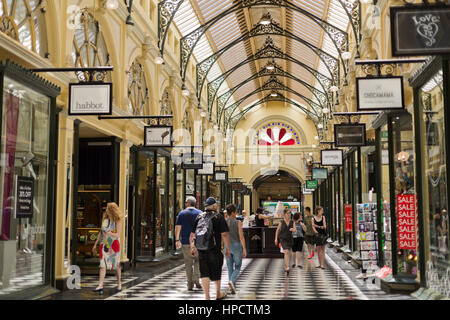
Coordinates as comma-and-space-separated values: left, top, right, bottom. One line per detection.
291, 212, 306, 268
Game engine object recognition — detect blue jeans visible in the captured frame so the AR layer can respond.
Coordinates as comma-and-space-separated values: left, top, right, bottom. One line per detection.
225, 242, 243, 285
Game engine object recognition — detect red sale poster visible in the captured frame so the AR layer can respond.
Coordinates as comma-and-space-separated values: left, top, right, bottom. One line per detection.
345, 204, 352, 232
397, 194, 417, 250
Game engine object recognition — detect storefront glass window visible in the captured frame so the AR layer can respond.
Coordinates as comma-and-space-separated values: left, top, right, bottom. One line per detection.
135, 151, 155, 258
156, 156, 166, 257
420, 70, 449, 296
168, 160, 174, 250
0, 77, 50, 296
392, 113, 416, 275
381, 124, 392, 268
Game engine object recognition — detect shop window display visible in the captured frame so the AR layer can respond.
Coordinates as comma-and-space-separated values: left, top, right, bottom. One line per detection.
420, 70, 449, 296
136, 152, 156, 258
0, 77, 50, 296
156, 156, 166, 257
380, 124, 392, 268
392, 113, 417, 275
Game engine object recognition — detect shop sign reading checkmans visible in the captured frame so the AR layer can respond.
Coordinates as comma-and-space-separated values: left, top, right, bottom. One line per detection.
69, 83, 112, 115
15, 176, 34, 218
356, 77, 404, 111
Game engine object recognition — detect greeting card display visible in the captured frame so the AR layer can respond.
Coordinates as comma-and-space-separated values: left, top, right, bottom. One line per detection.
357, 203, 378, 272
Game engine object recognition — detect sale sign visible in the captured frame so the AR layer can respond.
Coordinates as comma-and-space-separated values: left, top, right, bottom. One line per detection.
345, 204, 353, 232
397, 194, 417, 249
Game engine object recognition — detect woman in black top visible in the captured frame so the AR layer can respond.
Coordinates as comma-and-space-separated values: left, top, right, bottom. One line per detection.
255, 207, 270, 227
312, 206, 327, 269
275, 209, 294, 274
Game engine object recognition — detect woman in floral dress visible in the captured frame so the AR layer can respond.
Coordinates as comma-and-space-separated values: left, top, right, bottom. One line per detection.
92, 202, 123, 293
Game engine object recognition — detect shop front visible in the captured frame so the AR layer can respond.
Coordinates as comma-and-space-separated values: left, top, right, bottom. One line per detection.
372, 110, 419, 291
129, 147, 175, 263
71, 131, 121, 268
0, 61, 59, 298
410, 56, 450, 297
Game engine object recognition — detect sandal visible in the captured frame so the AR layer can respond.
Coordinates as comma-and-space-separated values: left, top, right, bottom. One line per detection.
217, 291, 227, 300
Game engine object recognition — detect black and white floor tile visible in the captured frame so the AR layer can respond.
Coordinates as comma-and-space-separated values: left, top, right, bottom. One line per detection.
106, 249, 413, 300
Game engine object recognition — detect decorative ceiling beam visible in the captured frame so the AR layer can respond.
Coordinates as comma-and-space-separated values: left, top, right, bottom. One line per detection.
227, 92, 320, 131
219, 76, 321, 127
179, 0, 348, 85
196, 19, 339, 104
206, 37, 333, 117
216, 61, 328, 116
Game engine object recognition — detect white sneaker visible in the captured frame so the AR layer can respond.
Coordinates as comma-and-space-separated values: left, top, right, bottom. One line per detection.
228, 281, 236, 294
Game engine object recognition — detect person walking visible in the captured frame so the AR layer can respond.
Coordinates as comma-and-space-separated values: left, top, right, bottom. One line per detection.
312, 206, 327, 269
291, 212, 306, 268
275, 209, 294, 275
224, 204, 247, 294
175, 196, 202, 291
303, 207, 316, 260
92, 202, 123, 293
190, 197, 231, 300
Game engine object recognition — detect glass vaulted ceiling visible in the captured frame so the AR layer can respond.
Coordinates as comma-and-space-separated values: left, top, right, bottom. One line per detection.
171, 0, 352, 120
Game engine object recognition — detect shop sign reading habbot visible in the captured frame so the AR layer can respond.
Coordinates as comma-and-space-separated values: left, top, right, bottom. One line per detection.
69, 83, 112, 115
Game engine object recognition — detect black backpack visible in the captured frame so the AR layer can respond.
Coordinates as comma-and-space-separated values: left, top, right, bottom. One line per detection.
194, 211, 219, 251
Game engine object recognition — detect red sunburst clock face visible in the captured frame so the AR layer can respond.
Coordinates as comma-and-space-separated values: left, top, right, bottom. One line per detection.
255, 123, 300, 146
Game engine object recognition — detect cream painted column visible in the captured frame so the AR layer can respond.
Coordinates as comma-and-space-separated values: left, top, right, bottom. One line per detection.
54, 113, 74, 286
303, 194, 313, 212
119, 139, 133, 263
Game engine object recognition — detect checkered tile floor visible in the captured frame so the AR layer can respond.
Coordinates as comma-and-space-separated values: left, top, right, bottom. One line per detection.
105, 249, 414, 300
0, 272, 44, 297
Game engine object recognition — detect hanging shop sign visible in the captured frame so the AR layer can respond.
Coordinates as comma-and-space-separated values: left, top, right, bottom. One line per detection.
15, 176, 34, 218
181, 153, 203, 170
345, 204, 353, 233
305, 180, 318, 190
68, 82, 112, 115
303, 188, 313, 195
144, 125, 173, 147
390, 5, 450, 56
214, 171, 228, 182
397, 194, 417, 250
321, 149, 343, 166
356, 77, 404, 111
198, 162, 215, 175
186, 184, 194, 195
232, 182, 244, 191
334, 123, 366, 147
312, 168, 328, 180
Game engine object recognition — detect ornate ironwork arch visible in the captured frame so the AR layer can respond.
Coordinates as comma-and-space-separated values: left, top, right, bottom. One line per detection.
216, 61, 328, 117
219, 77, 321, 127
159, 0, 359, 63
178, 0, 348, 85
227, 93, 319, 131
206, 38, 333, 115
195, 19, 340, 98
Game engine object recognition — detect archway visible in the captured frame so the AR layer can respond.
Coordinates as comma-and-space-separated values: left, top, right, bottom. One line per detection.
253, 170, 302, 207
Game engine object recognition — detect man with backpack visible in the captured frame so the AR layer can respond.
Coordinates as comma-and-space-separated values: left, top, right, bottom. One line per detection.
175, 196, 202, 291
190, 197, 231, 300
